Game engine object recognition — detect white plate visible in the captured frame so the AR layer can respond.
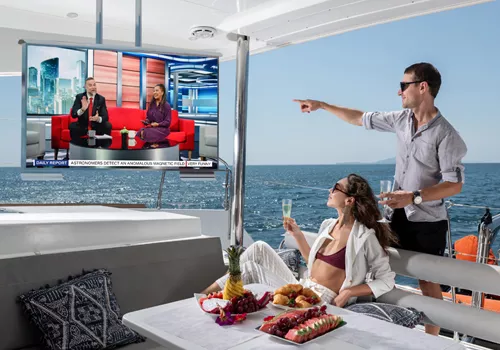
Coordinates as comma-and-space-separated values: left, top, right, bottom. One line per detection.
255, 319, 346, 346
194, 284, 272, 318
269, 300, 327, 311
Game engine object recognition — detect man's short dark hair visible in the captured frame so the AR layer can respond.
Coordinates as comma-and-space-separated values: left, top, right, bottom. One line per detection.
404, 63, 441, 98
85, 77, 95, 83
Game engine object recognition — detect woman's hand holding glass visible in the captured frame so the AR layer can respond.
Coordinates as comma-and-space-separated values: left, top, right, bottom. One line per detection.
283, 217, 302, 237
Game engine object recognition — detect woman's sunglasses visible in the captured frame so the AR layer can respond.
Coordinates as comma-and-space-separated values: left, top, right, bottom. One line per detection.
332, 183, 351, 196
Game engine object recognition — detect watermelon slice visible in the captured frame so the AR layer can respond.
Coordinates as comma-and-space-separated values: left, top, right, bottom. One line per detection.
284, 314, 343, 343
259, 309, 308, 333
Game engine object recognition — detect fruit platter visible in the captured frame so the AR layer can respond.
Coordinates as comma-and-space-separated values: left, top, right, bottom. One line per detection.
257, 305, 345, 345
271, 283, 326, 310
195, 246, 273, 317
195, 289, 272, 317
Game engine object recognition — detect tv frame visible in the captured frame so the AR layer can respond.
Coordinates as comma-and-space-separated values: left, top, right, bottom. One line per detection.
20, 40, 221, 174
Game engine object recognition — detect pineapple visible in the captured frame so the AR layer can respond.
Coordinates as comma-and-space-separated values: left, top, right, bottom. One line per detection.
223, 245, 245, 300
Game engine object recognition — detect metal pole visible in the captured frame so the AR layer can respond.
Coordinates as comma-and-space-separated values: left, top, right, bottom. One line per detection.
230, 35, 250, 247
156, 170, 167, 209
96, 0, 103, 44
135, 0, 142, 47
445, 204, 459, 341
173, 73, 179, 110
471, 223, 493, 309
207, 157, 232, 241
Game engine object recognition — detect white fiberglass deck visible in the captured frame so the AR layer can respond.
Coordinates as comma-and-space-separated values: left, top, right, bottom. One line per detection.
0, 205, 202, 257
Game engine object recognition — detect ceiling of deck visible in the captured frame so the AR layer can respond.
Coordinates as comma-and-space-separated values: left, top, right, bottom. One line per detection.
0, 0, 493, 60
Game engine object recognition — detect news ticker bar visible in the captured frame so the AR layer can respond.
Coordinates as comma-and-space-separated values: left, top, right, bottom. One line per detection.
33, 160, 214, 167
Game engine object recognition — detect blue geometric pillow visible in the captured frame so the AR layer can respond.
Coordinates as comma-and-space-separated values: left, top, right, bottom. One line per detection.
276, 248, 301, 278
345, 302, 423, 328
18, 269, 145, 350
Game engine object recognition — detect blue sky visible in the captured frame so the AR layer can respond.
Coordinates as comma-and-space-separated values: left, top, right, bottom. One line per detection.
1, 1, 499, 166
217, 1, 500, 165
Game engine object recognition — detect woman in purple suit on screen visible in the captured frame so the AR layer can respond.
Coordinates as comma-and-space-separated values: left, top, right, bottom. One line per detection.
138, 84, 171, 148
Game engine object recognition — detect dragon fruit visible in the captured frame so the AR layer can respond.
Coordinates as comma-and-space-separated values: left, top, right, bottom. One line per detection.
200, 290, 272, 315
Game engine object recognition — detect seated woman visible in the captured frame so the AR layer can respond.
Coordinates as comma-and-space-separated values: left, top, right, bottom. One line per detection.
202, 174, 397, 307
137, 83, 171, 148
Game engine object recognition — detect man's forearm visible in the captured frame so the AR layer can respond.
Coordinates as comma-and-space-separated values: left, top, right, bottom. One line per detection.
319, 102, 364, 126
421, 181, 463, 202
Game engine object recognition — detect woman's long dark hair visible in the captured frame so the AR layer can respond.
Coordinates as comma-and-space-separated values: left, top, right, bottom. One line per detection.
150, 84, 167, 111
344, 173, 398, 250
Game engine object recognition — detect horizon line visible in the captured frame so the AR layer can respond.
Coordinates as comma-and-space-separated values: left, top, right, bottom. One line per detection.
1, 161, 499, 169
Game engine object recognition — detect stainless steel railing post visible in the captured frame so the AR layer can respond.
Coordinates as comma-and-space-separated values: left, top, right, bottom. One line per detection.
471, 211, 493, 309
445, 202, 459, 342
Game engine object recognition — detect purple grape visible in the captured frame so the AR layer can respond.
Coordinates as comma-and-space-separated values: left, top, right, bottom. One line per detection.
275, 330, 285, 338
270, 325, 279, 334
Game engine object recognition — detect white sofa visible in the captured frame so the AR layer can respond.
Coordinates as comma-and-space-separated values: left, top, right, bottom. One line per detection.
198, 124, 217, 159
26, 120, 45, 159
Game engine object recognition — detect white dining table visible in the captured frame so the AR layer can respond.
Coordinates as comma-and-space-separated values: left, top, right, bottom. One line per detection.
123, 284, 466, 350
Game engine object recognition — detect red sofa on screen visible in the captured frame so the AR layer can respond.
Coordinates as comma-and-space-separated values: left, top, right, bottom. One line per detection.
51, 107, 195, 159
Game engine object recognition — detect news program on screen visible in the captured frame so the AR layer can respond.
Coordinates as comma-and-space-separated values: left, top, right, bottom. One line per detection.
23, 44, 219, 170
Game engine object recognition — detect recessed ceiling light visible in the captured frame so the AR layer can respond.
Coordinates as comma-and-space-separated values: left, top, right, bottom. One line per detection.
67, 12, 78, 18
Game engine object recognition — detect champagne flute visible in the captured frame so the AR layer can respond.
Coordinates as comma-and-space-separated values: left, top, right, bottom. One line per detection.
282, 199, 292, 218
378, 180, 392, 223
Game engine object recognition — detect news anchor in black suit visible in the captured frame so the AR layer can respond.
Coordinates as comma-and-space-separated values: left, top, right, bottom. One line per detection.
69, 77, 112, 141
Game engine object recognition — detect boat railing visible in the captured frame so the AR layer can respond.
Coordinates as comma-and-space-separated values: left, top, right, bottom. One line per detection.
380, 247, 500, 345
155, 156, 232, 213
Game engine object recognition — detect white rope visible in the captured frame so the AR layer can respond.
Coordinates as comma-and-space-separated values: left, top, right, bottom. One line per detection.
260, 183, 499, 210
447, 202, 500, 211
262, 181, 330, 192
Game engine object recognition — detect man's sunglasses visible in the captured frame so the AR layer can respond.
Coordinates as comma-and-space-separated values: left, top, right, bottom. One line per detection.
400, 80, 424, 92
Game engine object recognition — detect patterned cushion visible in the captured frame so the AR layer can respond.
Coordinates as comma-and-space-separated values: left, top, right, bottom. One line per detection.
345, 302, 423, 328
276, 249, 301, 278
18, 269, 145, 350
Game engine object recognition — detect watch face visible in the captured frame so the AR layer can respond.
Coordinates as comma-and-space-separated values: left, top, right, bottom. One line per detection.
414, 196, 422, 205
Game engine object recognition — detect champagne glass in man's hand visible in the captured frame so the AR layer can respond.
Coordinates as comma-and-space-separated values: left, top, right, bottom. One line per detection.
378, 180, 392, 223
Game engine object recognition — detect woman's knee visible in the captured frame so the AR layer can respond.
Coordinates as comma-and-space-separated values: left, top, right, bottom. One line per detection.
251, 240, 274, 254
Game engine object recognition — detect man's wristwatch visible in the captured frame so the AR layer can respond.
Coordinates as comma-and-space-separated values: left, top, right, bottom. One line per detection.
413, 190, 423, 205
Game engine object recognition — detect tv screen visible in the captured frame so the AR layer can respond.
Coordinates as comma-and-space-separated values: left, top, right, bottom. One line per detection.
22, 43, 219, 171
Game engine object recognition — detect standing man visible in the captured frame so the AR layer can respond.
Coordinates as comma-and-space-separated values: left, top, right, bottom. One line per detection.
70, 77, 112, 141
293, 62, 467, 336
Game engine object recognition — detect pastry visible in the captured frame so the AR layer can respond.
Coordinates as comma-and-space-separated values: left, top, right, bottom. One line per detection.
302, 288, 319, 299
296, 300, 313, 308
273, 294, 289, 305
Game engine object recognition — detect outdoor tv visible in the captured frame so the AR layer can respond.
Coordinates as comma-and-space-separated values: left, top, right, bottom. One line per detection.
21, 41, 219, 171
